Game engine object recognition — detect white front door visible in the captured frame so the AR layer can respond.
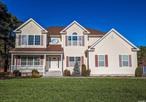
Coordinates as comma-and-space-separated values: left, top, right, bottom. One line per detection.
50, 57, 59, 69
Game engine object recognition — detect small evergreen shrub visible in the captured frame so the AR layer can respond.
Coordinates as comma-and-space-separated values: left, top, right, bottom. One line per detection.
81, 64, 90, 76
63, 69, 71, 76
13, 70, 21, 77
32, 69, 40, 78
73, 61, 80, 76
135, 67, 143, 77
81, 64, 87, 76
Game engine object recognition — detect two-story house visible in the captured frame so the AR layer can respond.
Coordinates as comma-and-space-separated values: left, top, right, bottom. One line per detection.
10, 18, 139, 76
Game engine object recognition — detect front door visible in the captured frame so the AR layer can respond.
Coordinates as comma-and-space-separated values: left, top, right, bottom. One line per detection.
50, 57, 59, 69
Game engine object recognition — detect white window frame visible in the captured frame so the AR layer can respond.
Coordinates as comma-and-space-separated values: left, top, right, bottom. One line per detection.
98, 55, 106, 67
121, 55, 129, 67
20, 56, 41, 67
68, 33, 82, 46
20, 35, 41, 46
69, 56, 81, 67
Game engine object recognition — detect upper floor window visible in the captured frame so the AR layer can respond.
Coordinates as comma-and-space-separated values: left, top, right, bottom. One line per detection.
35, 35, 40, 45
66, 33, 84, 46
119, 55, 132, 67
28, 35, 34, 45
20, 35, 41, 46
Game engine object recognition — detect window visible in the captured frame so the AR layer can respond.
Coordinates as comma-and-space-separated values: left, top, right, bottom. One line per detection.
28, 35, 34, 45
67, 33, 83, 46
98, 55, 105, 67
21, 56, 27, 66
27, 56, 33, 66
69, 57, 81, 67
21, 35, 27, 45
19, 56, 41, 66
121, 55, 129, 67
35, 35, 40, 45
34, 56, 40, 65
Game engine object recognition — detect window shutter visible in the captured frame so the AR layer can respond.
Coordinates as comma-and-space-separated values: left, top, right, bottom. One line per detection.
95, 55, 98, 67
41, 35, 43, 45
119, 55, 122, 67
105, 55, 108, 67
82, 36, 84, 46
18, 35, 21, 46
129, 55, 132, 67
66, 56, 69, 67
65, 36, 68, 46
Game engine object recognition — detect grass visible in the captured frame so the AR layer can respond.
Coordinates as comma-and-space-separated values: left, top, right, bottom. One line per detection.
0, 77, 146, 102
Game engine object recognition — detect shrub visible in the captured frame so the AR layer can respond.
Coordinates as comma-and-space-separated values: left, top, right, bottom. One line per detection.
63, 69, 71, 76
73, 61, 80, 75
81, 64, 90, 76
32, 69, 40, 78
0, 72, 9, 77
86, 69, 91, 76
135, 67, 143, 77
81, 64, 87, 76
13, 70, 21, 77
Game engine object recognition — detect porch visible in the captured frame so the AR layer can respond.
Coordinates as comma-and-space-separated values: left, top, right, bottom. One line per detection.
10, 54, 63, 76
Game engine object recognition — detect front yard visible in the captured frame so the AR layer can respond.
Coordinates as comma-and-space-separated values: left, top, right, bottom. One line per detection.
0, 77, 146, 102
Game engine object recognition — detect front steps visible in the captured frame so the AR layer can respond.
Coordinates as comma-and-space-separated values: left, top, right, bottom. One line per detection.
45, 71, 62, 76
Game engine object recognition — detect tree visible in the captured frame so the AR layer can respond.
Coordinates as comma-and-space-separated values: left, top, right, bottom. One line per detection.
137, 46, 146, 67
0, 1, 22, 72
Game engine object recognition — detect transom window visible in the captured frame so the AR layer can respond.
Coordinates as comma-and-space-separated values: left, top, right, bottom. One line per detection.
69, 57, 81, 67
98, 55, 105, 67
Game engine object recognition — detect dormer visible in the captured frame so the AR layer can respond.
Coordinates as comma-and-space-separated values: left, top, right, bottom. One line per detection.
14, 18, 48, 48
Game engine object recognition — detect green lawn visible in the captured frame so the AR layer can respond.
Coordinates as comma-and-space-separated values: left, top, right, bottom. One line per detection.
0, 77, 146, 102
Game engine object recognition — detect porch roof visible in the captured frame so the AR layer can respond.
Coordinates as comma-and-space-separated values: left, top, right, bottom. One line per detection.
10, 45, 63, 53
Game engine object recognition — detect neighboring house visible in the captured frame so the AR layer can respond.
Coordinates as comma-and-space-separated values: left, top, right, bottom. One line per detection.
10, 18, 139, 76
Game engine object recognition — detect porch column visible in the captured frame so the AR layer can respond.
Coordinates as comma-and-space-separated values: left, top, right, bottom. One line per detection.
43, 54, 46, 76
11, 54, 13, 72
61, 54, 63, 75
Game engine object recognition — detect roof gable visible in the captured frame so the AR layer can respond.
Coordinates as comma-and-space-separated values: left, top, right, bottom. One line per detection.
14, 18, 48, 33
89, 28, 139, 51
60, 21, 90, 34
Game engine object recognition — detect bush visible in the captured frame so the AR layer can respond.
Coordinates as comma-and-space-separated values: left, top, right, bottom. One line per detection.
81, 64, 90, 76
13, 70, 21, 77
81, 64, 87, 76
135, 67, 143, 77
63, 69, 71, 76
32, 69, 40, 78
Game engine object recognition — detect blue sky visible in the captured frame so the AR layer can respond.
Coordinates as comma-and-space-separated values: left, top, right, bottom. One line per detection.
2, 0, 146, 46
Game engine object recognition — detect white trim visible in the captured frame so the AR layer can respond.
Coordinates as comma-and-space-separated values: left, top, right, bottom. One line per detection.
14, 18, 48, 33
88, 28, 139, 51
60, 21, 90, 34
10, 51, 64, 54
